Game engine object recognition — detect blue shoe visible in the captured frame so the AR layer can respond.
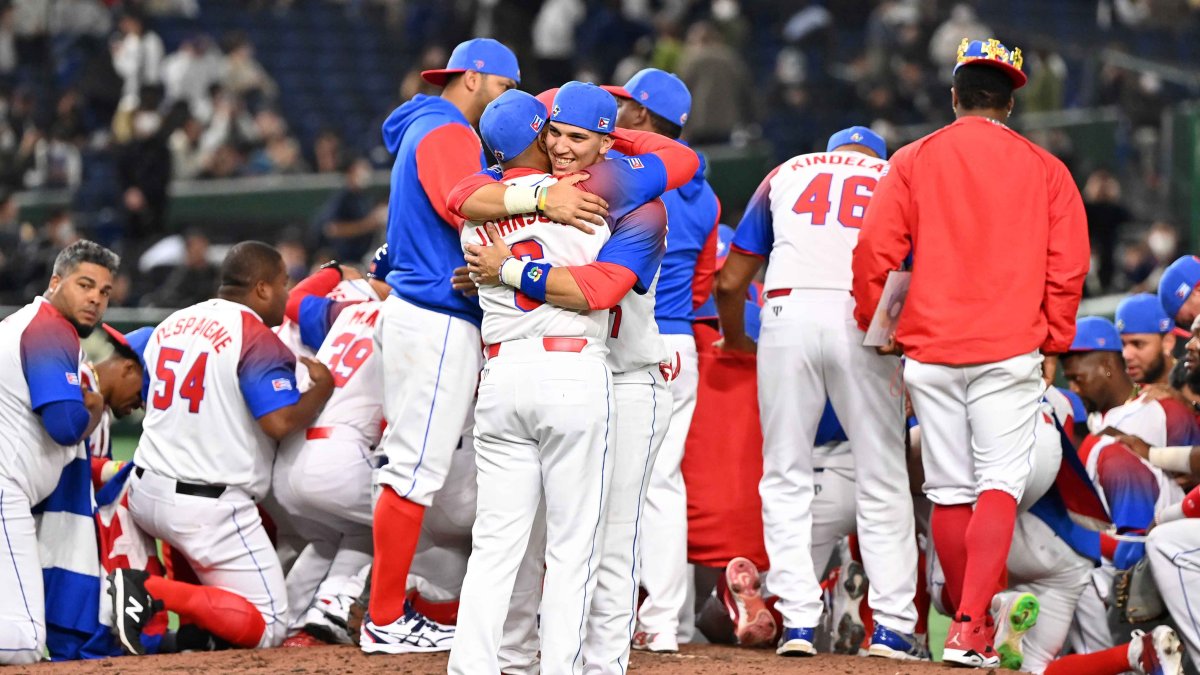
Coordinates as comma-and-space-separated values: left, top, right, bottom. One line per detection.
776, 626, 816, 656
867, 624, 927, 661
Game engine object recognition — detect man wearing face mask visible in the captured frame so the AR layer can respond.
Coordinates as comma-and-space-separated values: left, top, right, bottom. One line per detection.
0, 240, 116, 664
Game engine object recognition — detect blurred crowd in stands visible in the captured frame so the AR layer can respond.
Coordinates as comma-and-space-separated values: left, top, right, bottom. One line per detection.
1, 0, 1200, 308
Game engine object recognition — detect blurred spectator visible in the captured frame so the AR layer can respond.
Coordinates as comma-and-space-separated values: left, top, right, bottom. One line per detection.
24, 123, 82, 189
277, 234, 309, 284
0, 5, 15, 81
399, 45, 447, 103
532, 0, 586, 92
677, 20, 755, 145
1021, 46, 1067, 114
142, 229, 219, 308
311, 157, 385, 261
1083, 169, 1132, 293
162, 34, 224, 121
928, 4, 991, 75
221, 31, 278, 103
1119, 239, 1157, 291
168, 114, 207, 180
117, 89, 175, 243
142, 0, 201, 18
313, 128, 346, 173
246, 135, 309, 175
1147, 220, 1180, 263
199, 142, 246, 179
111, 8, 165, 113
8, 209, 79, 298
49, 0, 113, 36
0, 188, 20, 291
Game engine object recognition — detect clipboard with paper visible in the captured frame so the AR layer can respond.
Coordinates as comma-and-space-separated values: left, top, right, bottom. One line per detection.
862, 271, 911, 347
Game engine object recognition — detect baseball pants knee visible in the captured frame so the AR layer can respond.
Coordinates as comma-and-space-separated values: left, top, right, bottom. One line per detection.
1147, 520, 1200, 671
0, 480, 45, 664
810, 465, 857, 578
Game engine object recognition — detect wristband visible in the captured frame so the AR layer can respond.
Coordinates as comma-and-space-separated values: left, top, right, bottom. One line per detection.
499, 256, 526, 287
536, 186, 549, 214
319, 260, 343, 279
504, 186, 539, 215
518, 262, 552, 302
1148, 446, 1192, 474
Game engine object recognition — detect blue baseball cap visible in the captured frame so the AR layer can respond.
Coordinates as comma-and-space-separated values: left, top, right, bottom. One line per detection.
1115, 293, 1172, 335
1069, 316, 1122, 353
480, 90, 547, 164
367, 243, 392, 280
421, 38, 520, 87
550, 81, 617, 135
827, 126, 888, 160
1158, 255, 1200, 327
954, 38, 1027, 89
601, 68, 692, 128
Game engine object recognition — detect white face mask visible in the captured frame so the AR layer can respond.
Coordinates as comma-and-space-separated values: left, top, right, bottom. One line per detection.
1148, 229, 1177, 260
133, 111, 161, 137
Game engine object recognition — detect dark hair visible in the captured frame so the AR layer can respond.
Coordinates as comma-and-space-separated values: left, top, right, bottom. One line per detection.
647, 108, 684, 140
953, 64, 1014, 112
219, 241, 283, 291
52, 240, 120, 278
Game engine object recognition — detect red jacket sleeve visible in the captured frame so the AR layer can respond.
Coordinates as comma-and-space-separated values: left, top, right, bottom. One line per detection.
609, 128, 699, 192
566, 262, 639, 310
285, 267, 341, 323
415, 124, 484, 230
447, 171, 501, 221
1040, 161, 1091, 354
692, 208, 720, 309
852, 156, 914, 331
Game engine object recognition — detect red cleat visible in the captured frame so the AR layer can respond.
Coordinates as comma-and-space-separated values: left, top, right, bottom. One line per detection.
942, 614, 999, 668
722, 557, 777, 648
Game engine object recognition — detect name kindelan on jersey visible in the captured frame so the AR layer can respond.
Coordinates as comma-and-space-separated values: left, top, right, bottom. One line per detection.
788, 154, 887, 173
467, 212, 556, 245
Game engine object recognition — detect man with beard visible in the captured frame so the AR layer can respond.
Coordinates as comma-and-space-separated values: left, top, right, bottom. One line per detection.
1116, 293, 1178, 387
0, 240, 115, 664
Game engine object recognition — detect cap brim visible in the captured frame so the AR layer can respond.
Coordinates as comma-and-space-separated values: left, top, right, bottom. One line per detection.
101, 323, 130, 347
956, 58, 1028, 89
421, 68, 468, 86
600, 85, 633, 100
1173, 326, 1192, 338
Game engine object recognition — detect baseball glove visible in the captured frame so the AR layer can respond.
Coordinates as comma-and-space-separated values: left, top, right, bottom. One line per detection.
1113, 557, 1166, 624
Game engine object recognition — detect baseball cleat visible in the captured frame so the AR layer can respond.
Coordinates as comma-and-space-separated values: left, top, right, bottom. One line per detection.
304, 592, 355, 645
992, 591, 1040, 670
359, 603, 454, 654
776, 626, 817, 656
942, 614, 1000, 668
631, 631, 679, 653
867, 624, 927, 661
1129, 625, 1184, 675
281, 630, 324, 648
723, 556, 776, 647
830, 556, 868, 655
107, 568, 163, 656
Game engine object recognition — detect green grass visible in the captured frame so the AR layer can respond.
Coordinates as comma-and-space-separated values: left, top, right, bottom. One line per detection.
928, 609, 949, 661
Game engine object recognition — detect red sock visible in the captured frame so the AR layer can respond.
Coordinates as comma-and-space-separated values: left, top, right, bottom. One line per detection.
959, 490, 1017, 620
408, 590, 459, 626
931, 503, 972, 617
144, 576, 265, 648
369, 487, 426, 624
1044, 643, 1131, 675
915, 545, 930, 636
859, 585, 874, 648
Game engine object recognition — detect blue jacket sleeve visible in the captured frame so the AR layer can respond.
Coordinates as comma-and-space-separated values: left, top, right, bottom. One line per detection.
39, 399, 91, 446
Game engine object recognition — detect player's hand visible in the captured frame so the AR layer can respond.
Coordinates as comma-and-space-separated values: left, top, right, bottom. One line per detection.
544, 174, 607, 234
1099, 427, 1151, 459
715, 334, 756, 354
464, 223, 512, 286
300, 356, 334, 391
1042, 354, 1058, 387
1139, 383, 1187, 405
451, 266, 479, 297
340, 265, 363, 281
83, 388, 105, 416
875, 335, 903, 356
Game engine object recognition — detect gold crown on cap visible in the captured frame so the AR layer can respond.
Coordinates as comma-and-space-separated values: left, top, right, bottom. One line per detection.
957, 38, 1023, 71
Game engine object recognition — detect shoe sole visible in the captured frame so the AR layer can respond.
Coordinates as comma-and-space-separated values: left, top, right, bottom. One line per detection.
109, 571, 145, 656
305, 621, 351, 645
776, 641, 816, 657
360, 639, 452, 654
727, 558, 776, 647
1153, 628, 1184, 675
867, 642, 923, 661
995, 593, 1040, 671
943, 647, 1000, 668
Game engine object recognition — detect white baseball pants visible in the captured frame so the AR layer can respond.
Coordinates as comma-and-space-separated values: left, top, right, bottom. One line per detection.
1146, 519, 1200, 671
374, 294, 482, 507
128, 468, 288, 647
449, 343, 615, 675
636, 333, 696, 642
0, 477, 44, 664
409, 440, 478, 601
904, 350, 1044, 506
811, 465, 857, 578
758, 290, 917, 633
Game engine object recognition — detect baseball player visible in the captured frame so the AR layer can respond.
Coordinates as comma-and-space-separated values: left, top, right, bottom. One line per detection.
0, 240, 115, 664
1158, 256, 1200, 331
1146, 482, 1200, 673
716, 126, 921, 660
113, 241, 335, 654
273, 250, 393, 645
445, 85, 620, 675
852, 38, 1090, 667
449, 85, 698, 673
602, 68, 720, 650
1117, 293, 1180, 387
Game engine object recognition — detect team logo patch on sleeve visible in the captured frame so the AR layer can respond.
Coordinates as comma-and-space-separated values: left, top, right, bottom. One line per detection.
625, 157, 644, 169
272, 378, 294, 392
65, 372, 79, 386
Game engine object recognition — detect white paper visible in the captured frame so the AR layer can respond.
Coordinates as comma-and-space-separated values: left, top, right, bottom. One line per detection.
863, 271, 911, 347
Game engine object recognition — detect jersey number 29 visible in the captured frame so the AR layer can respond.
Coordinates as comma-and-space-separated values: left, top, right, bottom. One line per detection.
792, 173, 877, 229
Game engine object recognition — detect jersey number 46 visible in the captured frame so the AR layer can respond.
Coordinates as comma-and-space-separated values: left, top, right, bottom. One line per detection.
792, 173, 877, 229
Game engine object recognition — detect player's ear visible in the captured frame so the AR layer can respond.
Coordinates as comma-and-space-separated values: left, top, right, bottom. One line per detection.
462, 70, 480, 93
599, 134, 615, 156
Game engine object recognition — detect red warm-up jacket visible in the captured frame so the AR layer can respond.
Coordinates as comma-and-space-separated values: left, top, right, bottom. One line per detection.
852, 116, 1090, 365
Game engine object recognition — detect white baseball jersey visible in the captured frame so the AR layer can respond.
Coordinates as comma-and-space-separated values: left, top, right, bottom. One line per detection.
298, 298, 385, 447
461, 172, 612, 346
275, 278, 376, 388
0, 297, 86, 504
136, 299, 301, 499
607, 272, 671, 374
732, 151, 889, 292
1083, 394, 1193, 514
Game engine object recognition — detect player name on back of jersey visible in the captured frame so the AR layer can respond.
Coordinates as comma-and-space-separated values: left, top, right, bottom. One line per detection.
467, 212, 555, 244
343, 303, 381, 329
156, 314, 234, 353
789, 152, 887, 173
